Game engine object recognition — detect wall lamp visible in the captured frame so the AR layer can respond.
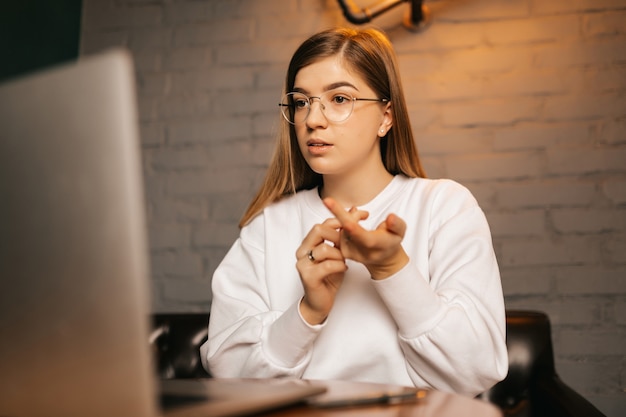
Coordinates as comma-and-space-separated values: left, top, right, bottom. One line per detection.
337, 0, 431, 32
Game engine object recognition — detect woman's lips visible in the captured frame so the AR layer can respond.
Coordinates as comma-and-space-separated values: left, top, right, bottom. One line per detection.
306, 140, 332, 154
307, 139, 330, 146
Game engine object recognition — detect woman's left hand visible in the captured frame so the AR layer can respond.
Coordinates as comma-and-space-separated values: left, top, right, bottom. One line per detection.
323, 197, 409, 280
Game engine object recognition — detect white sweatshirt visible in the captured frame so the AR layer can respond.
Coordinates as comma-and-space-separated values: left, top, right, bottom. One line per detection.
201, 175, 508, 396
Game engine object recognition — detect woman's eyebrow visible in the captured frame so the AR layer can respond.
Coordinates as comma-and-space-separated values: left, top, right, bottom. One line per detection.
325, 81, 359, 92
292, 81, 360, 94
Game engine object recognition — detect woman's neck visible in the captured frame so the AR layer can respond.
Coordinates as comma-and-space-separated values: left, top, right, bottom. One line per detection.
320, 165, 393, 208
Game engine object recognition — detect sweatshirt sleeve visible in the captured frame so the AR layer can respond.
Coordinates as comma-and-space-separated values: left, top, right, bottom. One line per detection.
372, 181, 508, 397
200, 213, 323, 378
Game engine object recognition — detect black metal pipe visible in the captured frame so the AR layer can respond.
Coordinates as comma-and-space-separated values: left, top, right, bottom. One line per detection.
336, 0, 407, 24
408, 0, 424, 23
402, 0, 430, 32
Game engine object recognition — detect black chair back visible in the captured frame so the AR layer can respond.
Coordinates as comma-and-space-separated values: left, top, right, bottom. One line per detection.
479, 310, 605, 417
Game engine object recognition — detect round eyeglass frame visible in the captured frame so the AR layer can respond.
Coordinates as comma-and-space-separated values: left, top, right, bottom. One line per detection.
278, 91, 389, 125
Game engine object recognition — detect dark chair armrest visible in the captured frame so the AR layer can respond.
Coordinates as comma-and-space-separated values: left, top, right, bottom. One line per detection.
533, 374, 606, 417
151, 313, 211, 379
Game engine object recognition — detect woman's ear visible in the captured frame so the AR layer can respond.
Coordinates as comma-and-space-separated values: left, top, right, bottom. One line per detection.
378, 102, 393, 137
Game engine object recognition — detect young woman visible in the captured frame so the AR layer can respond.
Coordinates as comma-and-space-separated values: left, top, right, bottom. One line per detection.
201, 27, 508, 396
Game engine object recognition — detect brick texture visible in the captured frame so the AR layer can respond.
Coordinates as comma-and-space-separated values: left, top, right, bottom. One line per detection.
80, 0, 626, 413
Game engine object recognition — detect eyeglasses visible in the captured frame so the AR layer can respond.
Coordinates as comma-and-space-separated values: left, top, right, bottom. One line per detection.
279, 91, 389, 125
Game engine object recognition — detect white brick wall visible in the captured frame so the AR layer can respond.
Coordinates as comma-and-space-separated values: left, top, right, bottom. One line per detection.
80, 0, 626, 414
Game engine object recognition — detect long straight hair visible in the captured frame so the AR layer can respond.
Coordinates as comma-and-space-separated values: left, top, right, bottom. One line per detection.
239, 27, 425, 227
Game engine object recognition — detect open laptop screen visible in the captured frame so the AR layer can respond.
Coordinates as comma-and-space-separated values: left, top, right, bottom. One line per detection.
0, 49, 158, 417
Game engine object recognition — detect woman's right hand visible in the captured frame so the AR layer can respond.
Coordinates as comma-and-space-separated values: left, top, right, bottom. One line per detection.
295, 218, 347, 325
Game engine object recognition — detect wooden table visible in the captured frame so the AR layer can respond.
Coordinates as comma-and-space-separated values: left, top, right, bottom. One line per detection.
261, 380, 502, 417
162, 378, 502, 417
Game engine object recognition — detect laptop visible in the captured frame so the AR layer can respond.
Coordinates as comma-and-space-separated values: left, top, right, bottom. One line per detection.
0, 49, 325, 417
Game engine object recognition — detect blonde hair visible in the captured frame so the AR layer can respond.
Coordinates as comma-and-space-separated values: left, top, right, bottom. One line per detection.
239, 27, 425, 227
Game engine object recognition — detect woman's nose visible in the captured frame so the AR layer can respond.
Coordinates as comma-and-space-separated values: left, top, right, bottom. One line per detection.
306, 97, 327, 127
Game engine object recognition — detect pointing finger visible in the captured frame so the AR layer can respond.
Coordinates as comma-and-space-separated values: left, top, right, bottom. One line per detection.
323, 198, 368, 233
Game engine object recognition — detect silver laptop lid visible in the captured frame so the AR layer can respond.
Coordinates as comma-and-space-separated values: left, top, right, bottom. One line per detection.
0, 50, 157, 417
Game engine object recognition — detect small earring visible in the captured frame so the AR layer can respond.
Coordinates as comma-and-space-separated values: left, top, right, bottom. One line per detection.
380, 129, 384, 133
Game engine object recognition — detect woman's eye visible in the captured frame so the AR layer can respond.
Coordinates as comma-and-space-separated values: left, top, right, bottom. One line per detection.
331, 95, 350, 105
294, 99, 308, 108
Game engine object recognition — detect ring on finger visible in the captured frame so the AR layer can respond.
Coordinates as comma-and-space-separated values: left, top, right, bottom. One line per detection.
307, 249, 316, 262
